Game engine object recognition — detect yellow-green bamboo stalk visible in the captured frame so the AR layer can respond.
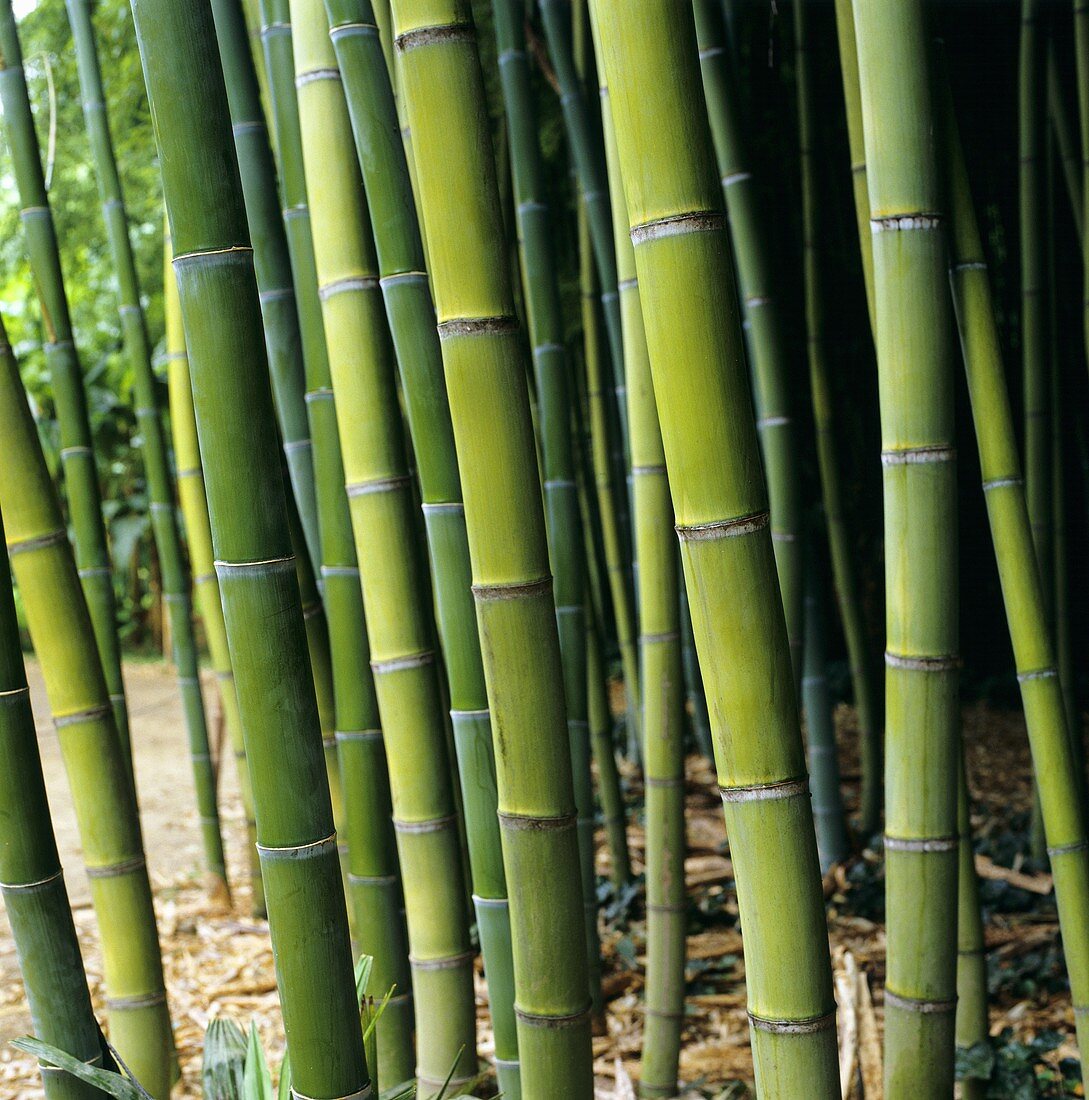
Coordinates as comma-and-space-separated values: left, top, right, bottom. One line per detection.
955, 760, 987, 1100
0, 326, 173, 1097
595, 4, 838, 1093
291, 8, 477, 1093
392, 1, 595, 1095
854, 5, 960, 1092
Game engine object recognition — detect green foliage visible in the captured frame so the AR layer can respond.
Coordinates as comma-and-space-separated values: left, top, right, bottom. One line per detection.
956, 1029, 1082, 1098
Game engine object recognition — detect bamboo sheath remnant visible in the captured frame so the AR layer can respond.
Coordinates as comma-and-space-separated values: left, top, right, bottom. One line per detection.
692, 0, 804, 690
594, 3, 838, 1095
589, 4, 686, 1089
66, 0, 229, 898
0, 331, 173, 1096
0, 1, 134, 791
128, 3, 369, 1098
327, 0, 523, 1087
0, 515, 102, 1100
291, 5, 478, 1093
854, 4, 960, 1094
945, 96, 1089, 1072
163, 228, 263, 916
391, 1, 594, 1096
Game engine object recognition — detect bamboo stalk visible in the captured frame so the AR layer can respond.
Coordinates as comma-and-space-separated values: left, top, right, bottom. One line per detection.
693, 0, 804, 687
323, 2, 522, 1087
0, 328, 173, 1096
163, 227, 263, 917
679, 578, 712, 759
391, 1, 595, 1095
0, 513, 101, 1100
291, 7, 479, 1093
854, 6, 960, 1092
594, 3, 838, 1093
795, 0, 880, 838
955, 759, 987, 1100
945, 91, 1089, 1070
0, 1, 134, 790
128, 4, 369, 1096
1049, 40, 1084, 241
66, 0, 229, 898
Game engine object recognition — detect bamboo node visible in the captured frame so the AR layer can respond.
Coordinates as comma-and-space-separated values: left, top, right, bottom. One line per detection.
0, 685, 29, 702
421, 501, 465, 515
328, 22, 380, 41
641, 630, 681, 645
884, 651, 960, 672
256, 834, 338, 861
632, 465, 666, 477
290, 1086, 372, 1100
870, 213, 943, 233
646, 777, 685, 789
618, 277, 638, 291
0, 867, 63, 892
1016, 667, 1057, 683
880, 445, 955, 466
720, 776, 808, 803
631, 211, 725, 244
472, 575, 553, 600
517, 199, 546, 214
748, 1008, 837, 1034
215, 554, 295, 575
498, 810, 576, 832
231, 120, 262, 137
409, 949, 475, 972
450, 707, 490, 720
294, 68, 341, 88
473, 894, 509, 910
721, 170, 751, 188
105, 989, 167, 1011
756, 414, 791, 429
644, 1005, 686, 1020
259, 287, 293, 304
346, 473, 412, 497
532, 341, 565, 357
393, 813, 458, 835
379, 271, 427, 288
745, 295, 772, 309
7, 528, 66, 556
86, 855, 146, 879
321, 565, 360, 578
544, 477, 577, 489
437, 315, 518, 340
336, 729, 382, 743
348, 872, 397, 887
883, 989, 956, 1015
883, 834, 958, 853
396, 23, 475, 53
953, 260, 987, 272
982, 476, 1023, 492
53, 703, 112, 728
514, 1001, 593, 1028
78, 566, 111, 579
60, 443, 92, 457
370, 650, 435, 674
319, 275, 379, 300
676, 510, 769, 542
1047, 840, 1089, 857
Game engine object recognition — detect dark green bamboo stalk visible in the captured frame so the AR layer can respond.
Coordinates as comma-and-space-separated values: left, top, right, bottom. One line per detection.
0, 329, 173, 1096
855, 7, 960, 1092
392, 1, 595, 1095
163, 228, 263, 917
128, 4, 369, 1097
693, 0, 804, 686
1077, 0, 1089, 391
292, 7, 479, 1093
955, 761, 987, 1100
594, 3, 838, 1093
945, 94, 1089, 1068
322, 4, 522, 1087
0, 511, 101, 1100
589, 12, 686, 1088
1049, 40, 1084, 241
66, 0, 228, 897
0, 1, 133, 788
795, 0, 880, 837
679, 579, 712, 759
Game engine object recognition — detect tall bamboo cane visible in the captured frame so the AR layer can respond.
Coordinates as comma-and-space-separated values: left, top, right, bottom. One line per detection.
795, 0, 880, 837
692, 0, 804, 687
291, 7, 478, 1093
0, 328, 173, 1096
66, 0, 228, 897
955, 759, 987, 1100
594, 3, 838, 1093
128, 4, 369, 1097
1076, 0, 1089, 393
854, 6, 960, 1092
589, 7, 686, 1088
0, 511, 101, 1100
0, 1, 133, 788
163, 228, 263, 916
322, 4, 522, 1087
1050, 41, 1084, 241
945, 91, 1089, 1071
391, 1, 595, 1095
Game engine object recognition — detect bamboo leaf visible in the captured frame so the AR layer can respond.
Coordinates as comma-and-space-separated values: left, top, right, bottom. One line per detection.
276, 1047, 291, 1100
10, 1036, 149, 1100
242, 1023, 273, 1100
202, 1017, 247, 1099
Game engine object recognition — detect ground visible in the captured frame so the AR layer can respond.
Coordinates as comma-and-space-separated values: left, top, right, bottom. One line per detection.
0, 660, 1080, 1098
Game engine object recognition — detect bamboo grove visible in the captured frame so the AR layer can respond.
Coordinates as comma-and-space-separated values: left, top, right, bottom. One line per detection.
1, 1, 1089, 1099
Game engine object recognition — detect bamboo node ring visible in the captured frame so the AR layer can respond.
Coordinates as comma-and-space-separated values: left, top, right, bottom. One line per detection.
884, 651, 960, 671
328, 22, 379, 40
348, 872, 397, 887
321, 565, 360, 578
346, 474, 412, 497
335, 729, 383, 743
256, 834, 338, 860
883, 834, 958, 853
870, 213, 943, 233
0, 868, 63, 892
676, 511, 769, 542
409, 950, 475, 972
215, 555, 296, 573
982, 476, 1022, 491
883, 990, 957, 1014
498, 811, 576, 832
451, 707, 490, 720
319, 275, 379, 300
7, 528, 66, 556
87, 855, 147, 880
106, 989, 168, 1010
880, 445, 955, 465
59, 443, 92, 456
645, 776, 685, 789
721, 170, 751, 188
757, 415, 791, 429
1016, 667, 1057, 682
78, 567, 111, 579
291, 1086, 372, 1100
641, 630, 681, 645
1047, 840, 1089, 857
53, 703, 112, 728
473, 894, 510, 910
720, 776, 808, 803
514, 1001, 593, 1028
472, 575, 553, 600
394, 813, 458, 835
631, 211, 725, 244
396, 23, 476, 52
748, 1009, 837, 1034
259, 287, 293, 304
371, 650, 435, 674
632, 464, 666, 476
421, 501, 465, 515
294, 68, 341, 88
532, 341, 565, 357
437, 315, 518, 339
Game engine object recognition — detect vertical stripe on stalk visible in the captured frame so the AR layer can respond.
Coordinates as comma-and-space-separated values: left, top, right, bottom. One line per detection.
0, 1, 133, 790
945, 96, 1089, 1071
67, 0, 228, 896
0, 333, 173, 1096
291, 7, 476, 1093
128, 2, 369, 1097
594, 2, 838, 1094
854, 4, 960, 1093
692, 0, 803, 687
326, 0, 520, 1086
392, 1, 595, 1095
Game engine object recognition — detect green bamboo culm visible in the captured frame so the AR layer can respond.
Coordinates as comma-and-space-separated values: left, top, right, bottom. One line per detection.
391, 1, 595, 1096
0, 329, 173, 1097
66, 0, 229, 898
795, 0, 880, 838
492, 0, 601, 1020
1049, 40, 1084, 240
693, 0, 804, 690
1076, 0, 1089, 396
291, 6, 480, 1094
323, 3, 522, 1088
0, 511, 101, 1100
944, 89, 1089, 1071
210, 0, 345, 840
163, 228, 263, 917
955, 759, 987, 1100
0, 1, 134, 789
679, 581, 712, 759
589, 5, 686, 1088
128, 4, 370, 1098
855, 4, 961, 1092
594, 4, 838, 1094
